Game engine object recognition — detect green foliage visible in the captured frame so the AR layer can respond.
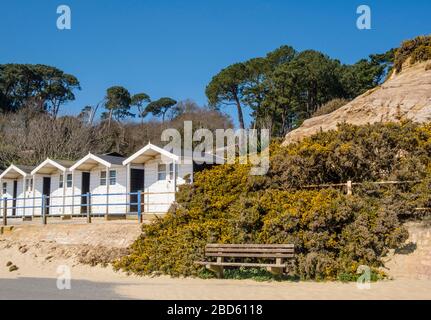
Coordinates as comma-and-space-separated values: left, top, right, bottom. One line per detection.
411, 45, 431, 65
131, 93, 151, 121
223, 268, 294, 282
394, 35, 431, 73
339, 55, 390, 98
145, 97, 177, 122
269, 121, 431, 188
337, 270, 383, 283
205, 63, 249, 129
116, 122, 431, 280
313, 98, 350, 117
206, 43, 392, 136
105, 86, 134, 122
0, 64, 80, 117
197, 266, 294, 281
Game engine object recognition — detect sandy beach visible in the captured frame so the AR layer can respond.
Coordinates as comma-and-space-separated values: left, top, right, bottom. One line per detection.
1, 220, 431, 300
1, 254, 431, 300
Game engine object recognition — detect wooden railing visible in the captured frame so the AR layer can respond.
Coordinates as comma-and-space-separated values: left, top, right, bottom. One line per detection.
1, 191, 176, 226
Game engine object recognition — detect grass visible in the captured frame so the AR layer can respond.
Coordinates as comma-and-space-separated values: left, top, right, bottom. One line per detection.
198, 267, 385, 283
198, 267, 299, 282
337, 271, 384, 283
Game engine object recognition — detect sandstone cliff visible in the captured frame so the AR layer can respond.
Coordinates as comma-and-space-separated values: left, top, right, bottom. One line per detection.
283, 61, 431, 145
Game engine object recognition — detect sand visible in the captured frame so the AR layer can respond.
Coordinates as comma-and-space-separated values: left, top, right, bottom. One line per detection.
1, 220, 431, 300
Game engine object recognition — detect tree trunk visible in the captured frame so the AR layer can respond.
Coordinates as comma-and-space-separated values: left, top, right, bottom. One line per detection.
89, 103, 101, 126
234, 95, 245, 129
108, 109, 113, 128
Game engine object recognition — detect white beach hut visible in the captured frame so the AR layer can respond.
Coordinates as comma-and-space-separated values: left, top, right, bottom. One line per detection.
69, 153, 128, 216
0, 164, 35, 217
31, 159, 75, 217
122, 143, 194, 216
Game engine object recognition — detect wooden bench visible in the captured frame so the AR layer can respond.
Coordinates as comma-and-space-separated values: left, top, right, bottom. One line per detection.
195, 244, 295, 278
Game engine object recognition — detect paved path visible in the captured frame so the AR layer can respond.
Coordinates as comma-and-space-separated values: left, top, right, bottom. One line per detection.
1, 276, 431, 300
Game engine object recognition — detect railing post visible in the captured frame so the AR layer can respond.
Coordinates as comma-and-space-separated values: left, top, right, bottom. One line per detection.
346, 180, 353, 196
86, 193, 92, 224
2, 198, 7, 226
105, 192, 109, 221
42, 195, 47, 225
137, 191, 142, 224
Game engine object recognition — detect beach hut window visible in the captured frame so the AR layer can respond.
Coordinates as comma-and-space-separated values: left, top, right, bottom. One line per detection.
26, 178, 33, 191
100, 171, 107, 186
109, 170, 116, 185
2, 182, 6, 194
169, 163, 179, 180
59, 175, 64, 188
66, 174, 72, 188
158, 164, 167, 181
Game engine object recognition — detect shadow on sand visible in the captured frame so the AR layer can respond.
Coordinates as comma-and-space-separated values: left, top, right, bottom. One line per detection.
0, 277, 132, 300
394, 242, 417, 255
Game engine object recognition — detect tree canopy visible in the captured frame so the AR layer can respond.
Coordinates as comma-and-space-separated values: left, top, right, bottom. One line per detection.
104, 86, 134, 123
0, 40, 412, 136
206, 63, 249, 129
0, 64, 80, 117
206, 45, 395, 136
131, 93, 151, 123
145, 97, 177, 122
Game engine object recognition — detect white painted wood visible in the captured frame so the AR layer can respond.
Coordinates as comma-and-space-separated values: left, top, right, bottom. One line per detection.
2, 146, 195, 218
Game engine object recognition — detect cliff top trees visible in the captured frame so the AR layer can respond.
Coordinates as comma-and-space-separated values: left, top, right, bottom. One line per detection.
104, 86, 134, 125
206, 63, 249, 129
145, 97, 177, 122
131, 93, 151, 124
206, 44, 392, 136
0, 64, 80, 118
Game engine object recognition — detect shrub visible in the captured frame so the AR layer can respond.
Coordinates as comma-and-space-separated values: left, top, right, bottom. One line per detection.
269, 121, 431, 189
411, 45, 431, 65
312, 98, 350, 117
394, 35, 431, 73
116, 122, 431, 280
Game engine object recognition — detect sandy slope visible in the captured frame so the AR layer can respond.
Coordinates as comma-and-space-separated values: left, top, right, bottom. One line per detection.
284, 61, 431, 144
1, 220, 431, 300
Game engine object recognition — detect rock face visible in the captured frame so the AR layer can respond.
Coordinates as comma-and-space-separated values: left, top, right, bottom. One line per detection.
383, 221, 431, 280
283, 61, 431, 145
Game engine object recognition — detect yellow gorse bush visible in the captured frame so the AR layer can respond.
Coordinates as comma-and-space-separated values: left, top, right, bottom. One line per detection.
116, 121, 431, 279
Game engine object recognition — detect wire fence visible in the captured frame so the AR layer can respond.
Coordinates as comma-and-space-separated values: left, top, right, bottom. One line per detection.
302, 179, 426, 194
1, 191, 175, 225
301, 179, 431, 212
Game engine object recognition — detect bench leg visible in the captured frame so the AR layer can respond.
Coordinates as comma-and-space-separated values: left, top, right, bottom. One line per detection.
206, 264, 224, 279
206, 256, 224, 278
267, 266, 283, 275
267, 258, 284, 275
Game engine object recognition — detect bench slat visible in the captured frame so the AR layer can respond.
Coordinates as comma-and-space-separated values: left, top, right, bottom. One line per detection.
206, 244, 294, 249
195, 262, 287, 268
206, 248, 294, 253
205, 253, 294, 258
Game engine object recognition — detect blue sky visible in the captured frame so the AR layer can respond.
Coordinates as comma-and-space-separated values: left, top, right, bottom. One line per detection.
1, 0, 430, 127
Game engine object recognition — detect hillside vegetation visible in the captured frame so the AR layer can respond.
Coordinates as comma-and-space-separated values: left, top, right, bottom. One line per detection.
284, 35, 431, 144
394, 35, 431, 73
0, 103, 232, 168
116, 122, 431, 280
